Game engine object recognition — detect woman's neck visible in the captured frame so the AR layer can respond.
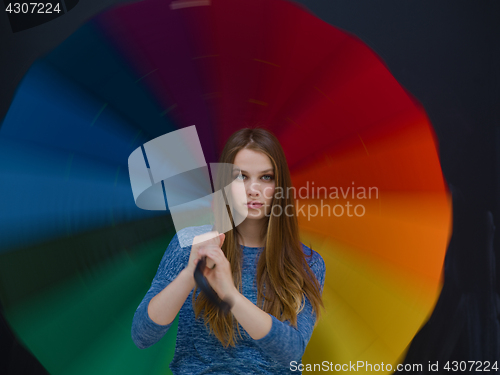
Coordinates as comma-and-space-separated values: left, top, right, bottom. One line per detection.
236, 219, 267, 248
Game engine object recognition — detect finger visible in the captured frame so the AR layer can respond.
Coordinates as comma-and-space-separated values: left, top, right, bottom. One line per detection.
210, 231, 224, 248
206, 257, 216, 269
197, 246, 215, 258
206, 252, 228, 271
202, 266, 216, 278
202, 246, 225, 258
203, 267, 210, 277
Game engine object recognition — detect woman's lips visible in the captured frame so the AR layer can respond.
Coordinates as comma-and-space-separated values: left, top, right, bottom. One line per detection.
247, 202, 263, 209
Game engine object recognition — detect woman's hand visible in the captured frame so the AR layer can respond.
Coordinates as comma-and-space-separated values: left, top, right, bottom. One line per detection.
197, 243, 238, 303
185, 231, 225, 275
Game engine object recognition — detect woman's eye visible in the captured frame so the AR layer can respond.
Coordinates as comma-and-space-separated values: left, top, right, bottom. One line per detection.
262, 175, 274, 181
234, 173, 245, 180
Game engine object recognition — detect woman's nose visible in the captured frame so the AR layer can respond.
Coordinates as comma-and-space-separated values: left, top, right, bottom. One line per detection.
247, 181, 261, 196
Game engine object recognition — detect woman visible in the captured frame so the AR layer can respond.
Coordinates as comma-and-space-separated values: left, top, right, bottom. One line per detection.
131, 128, 325, 374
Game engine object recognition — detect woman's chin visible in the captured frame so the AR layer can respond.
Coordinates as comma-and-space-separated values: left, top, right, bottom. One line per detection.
233, 210, 263, 222
244, 209, 270, 222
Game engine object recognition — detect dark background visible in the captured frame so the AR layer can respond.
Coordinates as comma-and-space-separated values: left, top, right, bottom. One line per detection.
1, 0, 499, 373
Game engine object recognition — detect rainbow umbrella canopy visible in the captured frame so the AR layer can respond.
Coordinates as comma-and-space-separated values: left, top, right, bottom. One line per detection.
0, 0, 451, 374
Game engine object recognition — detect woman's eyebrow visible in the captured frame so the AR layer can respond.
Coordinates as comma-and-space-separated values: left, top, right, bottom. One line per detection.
232, 168, 274, 173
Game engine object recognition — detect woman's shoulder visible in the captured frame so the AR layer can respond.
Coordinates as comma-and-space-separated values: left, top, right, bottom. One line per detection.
300, 243, 324, 266
300, 243, 326, 284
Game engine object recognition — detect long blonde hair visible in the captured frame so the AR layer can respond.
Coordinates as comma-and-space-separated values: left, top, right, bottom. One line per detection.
192, 127, 324, 347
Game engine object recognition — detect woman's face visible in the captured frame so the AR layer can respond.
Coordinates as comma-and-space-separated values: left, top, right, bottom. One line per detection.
230, 148, 276, 221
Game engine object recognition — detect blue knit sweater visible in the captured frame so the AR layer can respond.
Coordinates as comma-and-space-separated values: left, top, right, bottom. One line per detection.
131, 225, 326, 374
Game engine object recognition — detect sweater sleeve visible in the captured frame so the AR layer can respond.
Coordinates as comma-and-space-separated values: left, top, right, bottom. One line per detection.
131, 232, 191, 349
253, 251, 326, 366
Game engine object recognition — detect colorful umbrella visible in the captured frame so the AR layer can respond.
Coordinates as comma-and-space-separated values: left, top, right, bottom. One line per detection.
0, 0, 451, 373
